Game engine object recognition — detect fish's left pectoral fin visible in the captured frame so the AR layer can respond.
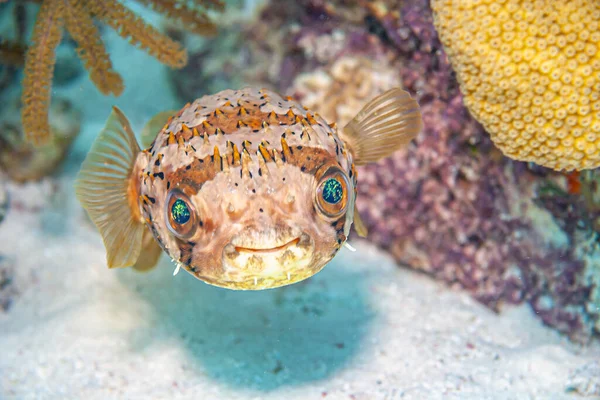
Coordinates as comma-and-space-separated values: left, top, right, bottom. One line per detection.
353, 204, 368, 238
74, 106, 145, 269
140, 110, 178, 149
132, 227, 163, 272
341, 88, 423, 166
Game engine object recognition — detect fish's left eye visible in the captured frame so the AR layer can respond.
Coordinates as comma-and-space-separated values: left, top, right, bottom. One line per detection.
166, 190, 198, 239
315, 168, 350, 219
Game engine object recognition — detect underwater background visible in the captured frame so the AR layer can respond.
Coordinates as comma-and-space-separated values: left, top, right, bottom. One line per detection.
0, 0, 599, 398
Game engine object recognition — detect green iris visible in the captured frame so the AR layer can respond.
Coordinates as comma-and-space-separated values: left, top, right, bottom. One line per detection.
322, 178, 342, 204
171, 199, 190, 224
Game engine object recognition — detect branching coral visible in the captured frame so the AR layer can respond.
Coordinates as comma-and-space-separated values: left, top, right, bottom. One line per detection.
17, 0, 223, 146
431, 0, 600, 171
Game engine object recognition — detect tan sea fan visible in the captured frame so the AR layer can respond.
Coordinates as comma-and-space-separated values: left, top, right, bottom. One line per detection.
17, 0, 223, 146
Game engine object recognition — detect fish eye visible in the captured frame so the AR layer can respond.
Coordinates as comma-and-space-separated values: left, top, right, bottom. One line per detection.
315, 168, 349, 219
166, 189, 197, 238
171, 199, 190, 224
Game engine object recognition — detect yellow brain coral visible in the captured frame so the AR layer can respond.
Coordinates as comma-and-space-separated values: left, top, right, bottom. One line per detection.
432, 0, 600, 171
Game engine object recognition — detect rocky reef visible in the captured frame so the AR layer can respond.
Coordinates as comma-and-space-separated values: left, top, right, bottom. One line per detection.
169, 0, 600, 342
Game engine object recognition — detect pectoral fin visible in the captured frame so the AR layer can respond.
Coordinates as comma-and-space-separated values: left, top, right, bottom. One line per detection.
140, 110, 178, 149
74, 106, 145, 269
341, 88, 423, 165
132, 227, 163, 271
353, 204, 368, 238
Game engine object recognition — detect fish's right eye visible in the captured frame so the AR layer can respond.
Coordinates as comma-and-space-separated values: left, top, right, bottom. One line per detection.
166, 190, 198, 239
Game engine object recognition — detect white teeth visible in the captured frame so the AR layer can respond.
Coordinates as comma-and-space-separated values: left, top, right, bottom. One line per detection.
173, 263, 181, 276
287, 272, 291, 281
254, 277, 258, 286
344, 242, 357, 252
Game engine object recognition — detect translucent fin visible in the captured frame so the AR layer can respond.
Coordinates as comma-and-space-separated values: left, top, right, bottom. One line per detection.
74, 106, 144, 269
341, 88, 423, 165
132, 227, 163, 271
353, 204, 368, 238
140, 110, 177, 149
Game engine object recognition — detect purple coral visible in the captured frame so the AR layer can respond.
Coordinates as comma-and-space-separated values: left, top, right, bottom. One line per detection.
353, 0, 599, 342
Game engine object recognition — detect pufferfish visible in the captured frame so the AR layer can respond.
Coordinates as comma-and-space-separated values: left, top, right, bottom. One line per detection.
75, 87, 422, 290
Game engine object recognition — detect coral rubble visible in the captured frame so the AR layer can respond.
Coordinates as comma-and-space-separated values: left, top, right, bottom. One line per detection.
0, 255, 16, 312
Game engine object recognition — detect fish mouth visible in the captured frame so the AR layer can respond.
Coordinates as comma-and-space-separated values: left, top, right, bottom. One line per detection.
234, 237, 301, 254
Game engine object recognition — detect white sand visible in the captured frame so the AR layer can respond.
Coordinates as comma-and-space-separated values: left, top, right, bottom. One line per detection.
1, 4, 599, 398
0, 178, 599, 400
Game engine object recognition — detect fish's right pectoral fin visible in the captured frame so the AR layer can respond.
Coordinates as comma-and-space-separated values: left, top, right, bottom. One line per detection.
132, 227, 163, 272
75, 106, 145, 269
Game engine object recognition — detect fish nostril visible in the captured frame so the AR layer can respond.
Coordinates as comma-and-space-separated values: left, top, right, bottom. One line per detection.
227, 203, 235, 213
285, 193, 295, 204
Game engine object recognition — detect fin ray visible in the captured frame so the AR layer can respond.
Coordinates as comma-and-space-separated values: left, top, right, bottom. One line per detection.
132, 227, 163, 271
341, 88, 422, 165
353, 204, 368, 238
75, 106, 144, 268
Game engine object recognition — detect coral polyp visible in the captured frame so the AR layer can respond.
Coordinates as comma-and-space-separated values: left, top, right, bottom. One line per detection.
432, 0, 600, 171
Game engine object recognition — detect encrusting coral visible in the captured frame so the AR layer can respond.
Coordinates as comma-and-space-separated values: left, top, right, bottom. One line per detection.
431, 0, 600, 171
15, 0, 223, 146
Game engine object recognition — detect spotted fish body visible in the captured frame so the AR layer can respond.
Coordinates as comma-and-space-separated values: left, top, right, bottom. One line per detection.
75, 87, 422, 290
138, 88, 358, 289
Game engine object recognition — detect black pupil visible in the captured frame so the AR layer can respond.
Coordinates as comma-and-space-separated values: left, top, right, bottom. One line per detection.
322, 178, 343, 204
171, 199, 190, 224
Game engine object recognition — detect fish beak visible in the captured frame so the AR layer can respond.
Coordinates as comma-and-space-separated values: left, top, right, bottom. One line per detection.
219, 232, 315, 289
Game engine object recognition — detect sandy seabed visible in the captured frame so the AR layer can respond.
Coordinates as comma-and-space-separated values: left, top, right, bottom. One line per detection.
0, 177, 599, 400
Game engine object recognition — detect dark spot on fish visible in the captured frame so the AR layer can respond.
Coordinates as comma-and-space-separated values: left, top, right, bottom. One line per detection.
258, 168, 262, 176
252, 189, 256, 193
147, 196, 156, 204
167, 181, 171, 189
199, 220, 204, 227
235, 182, 239, 187
259, 208, 263, 212
297, 145, 303, 150
154, 159, 161, 166
249, 171, 253, 178
301, 166, 306, 172
186, 256, 192, 265
153, 172, 165, 180
186, 165, 191, 170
